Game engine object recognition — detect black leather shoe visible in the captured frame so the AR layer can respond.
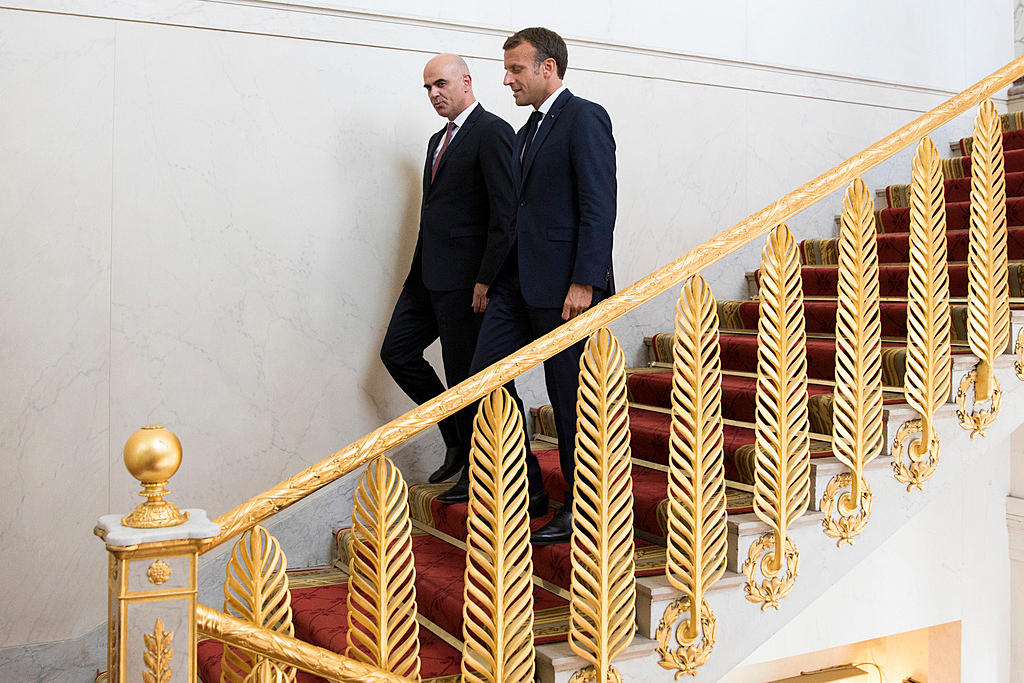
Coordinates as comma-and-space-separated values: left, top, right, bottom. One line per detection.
436, 473, 470, 504
531, 506, 573, 545
528, 490, 549, 519
428, 446, 465, 484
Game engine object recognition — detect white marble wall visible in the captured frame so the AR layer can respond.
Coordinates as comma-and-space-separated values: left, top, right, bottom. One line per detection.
0, 0, 1013, 675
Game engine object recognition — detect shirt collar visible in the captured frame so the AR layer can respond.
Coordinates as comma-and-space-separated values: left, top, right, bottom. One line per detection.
451, 100, 478, 129
536, 85, 567, 116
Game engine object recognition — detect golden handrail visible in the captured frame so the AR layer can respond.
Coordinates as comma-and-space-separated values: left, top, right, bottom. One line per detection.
198, 55, 1024, 555
195, 603, 414, 683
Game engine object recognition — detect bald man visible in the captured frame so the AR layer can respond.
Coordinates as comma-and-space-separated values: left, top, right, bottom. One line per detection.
381, 54, 529, 497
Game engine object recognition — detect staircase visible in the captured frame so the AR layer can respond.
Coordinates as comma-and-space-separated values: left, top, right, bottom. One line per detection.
189, 119, 1024, 682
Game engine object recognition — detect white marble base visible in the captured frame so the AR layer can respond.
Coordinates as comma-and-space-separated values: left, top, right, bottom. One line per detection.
95, 509, 219, 547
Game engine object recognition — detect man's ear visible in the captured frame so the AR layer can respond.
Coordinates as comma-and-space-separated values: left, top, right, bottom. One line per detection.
463, 73, 472, 91
542, 57, 556, 78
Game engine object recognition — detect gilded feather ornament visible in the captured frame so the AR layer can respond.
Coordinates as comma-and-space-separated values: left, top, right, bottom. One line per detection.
347, 456, 421, 681
895, 137, 951, 490
462, 387, 536, 683
743, 223, 810, 610
821, 178, 884, 546
657, 275, 727, 675
959, 99, 1010, 436
221, 525, 296, 683
569, 328, 636, 683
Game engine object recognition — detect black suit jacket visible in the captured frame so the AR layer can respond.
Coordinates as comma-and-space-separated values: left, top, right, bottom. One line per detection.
406, 104, 517, 291
513, 89, 616, 308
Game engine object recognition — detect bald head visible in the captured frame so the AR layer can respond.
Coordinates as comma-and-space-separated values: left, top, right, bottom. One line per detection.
423, 53, 475, 121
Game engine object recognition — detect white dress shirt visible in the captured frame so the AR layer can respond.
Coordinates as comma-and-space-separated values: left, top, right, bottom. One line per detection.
532, 85, 567, 133
432, 100, 479, 163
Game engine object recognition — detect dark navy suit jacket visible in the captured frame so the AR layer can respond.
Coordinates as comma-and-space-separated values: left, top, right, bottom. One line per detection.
513, 89, 616, 308
407, 104, 517, 291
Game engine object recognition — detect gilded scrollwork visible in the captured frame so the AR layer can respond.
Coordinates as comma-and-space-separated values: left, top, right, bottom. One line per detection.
955, 370, 1002, 438
741, 533, 800, 611
820, 472, 873, 547
891, 419, 941, 492
655, 597, 716, 678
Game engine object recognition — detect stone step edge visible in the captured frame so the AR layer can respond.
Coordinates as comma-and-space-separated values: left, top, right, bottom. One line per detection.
535, 633, 658, 679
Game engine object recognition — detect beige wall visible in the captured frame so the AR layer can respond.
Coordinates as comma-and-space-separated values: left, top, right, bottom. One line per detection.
0, 0, 1013, 677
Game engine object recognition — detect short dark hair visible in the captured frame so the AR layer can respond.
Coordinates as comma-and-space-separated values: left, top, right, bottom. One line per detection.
503, 27, 567, 79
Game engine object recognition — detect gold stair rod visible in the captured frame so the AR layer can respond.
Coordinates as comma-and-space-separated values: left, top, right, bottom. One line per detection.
197, 54, 1024, 556
195, 603, 414, 683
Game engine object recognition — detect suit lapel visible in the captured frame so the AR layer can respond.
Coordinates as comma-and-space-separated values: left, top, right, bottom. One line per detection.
424, 127, 445, 197
520, 89, 573, 188
430, 104, 483, 187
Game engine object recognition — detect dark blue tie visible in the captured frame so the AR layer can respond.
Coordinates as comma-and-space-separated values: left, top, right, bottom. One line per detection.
520, 110, 543, 166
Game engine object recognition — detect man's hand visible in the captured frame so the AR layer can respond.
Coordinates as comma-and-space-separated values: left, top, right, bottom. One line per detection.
472, 283, 490, 313
561, 283, 593, 320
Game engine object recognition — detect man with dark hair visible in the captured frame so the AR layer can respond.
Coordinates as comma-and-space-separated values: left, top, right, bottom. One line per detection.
380, 54, 516, 485
437, 28, 617, 546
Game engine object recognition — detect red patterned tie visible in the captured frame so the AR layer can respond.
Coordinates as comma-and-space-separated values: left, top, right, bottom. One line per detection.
431, 121, 456, 182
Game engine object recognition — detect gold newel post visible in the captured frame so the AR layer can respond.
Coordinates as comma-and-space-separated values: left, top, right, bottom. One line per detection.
95, 426, 220, 683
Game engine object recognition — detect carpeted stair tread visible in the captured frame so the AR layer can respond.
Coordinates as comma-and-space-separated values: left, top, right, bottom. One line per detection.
955, 127, 1024, 157
403, 476, 666, 631
718, 333, 906, 381
630, 370, 831, 416
625, 407, 832, 486
531, 448, 754, 542
753, 262, 1024, 298
196, 576, 462, 682
877, 195, 1024, 233
882, 168, 1024, 208
409, 533, 567, 645
802, 227, 1024, 265
939, 147, 1024, 180
708, 300, 975, 342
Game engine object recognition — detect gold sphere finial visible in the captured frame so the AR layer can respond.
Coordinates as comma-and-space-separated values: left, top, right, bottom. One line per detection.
121, 425, 188, 529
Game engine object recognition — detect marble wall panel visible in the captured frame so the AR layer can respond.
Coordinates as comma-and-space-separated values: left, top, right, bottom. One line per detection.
107, 21, 470, 516
0, 10, 114, 646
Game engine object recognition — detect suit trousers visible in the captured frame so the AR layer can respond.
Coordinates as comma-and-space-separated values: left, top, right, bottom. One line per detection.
469, 275, 595, 502
380, 284, 481, 452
